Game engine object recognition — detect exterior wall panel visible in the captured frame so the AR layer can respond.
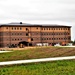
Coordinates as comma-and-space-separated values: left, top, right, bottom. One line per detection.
0, 23, 71, 47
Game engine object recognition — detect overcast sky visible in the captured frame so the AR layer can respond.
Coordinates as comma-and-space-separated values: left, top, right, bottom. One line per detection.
0, 0, 75, 40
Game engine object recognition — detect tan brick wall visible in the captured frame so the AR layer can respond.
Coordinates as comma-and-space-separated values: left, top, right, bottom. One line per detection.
0, 25, 71, 47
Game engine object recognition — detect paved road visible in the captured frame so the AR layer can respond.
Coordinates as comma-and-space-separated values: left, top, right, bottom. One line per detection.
0, 56, 75, 66
0, 51, 12, 53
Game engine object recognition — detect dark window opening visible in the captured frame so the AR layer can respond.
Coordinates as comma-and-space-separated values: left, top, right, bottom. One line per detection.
20, 27, 22, 30
26, 33, 28, 36
17, 33, 19, 35
20, 33, 22, 35
20, 39, 22, 40
26, 28, 28, 31
15, 27, 16, 30
12, 27, 13, 30
47, 38, 48, 40
6, 27, 8, 29
18, 41, 32, 47
36, 27, 38, 29
17, 27, 19, 30
12, 39, 14, 41
31, 38, 33, 41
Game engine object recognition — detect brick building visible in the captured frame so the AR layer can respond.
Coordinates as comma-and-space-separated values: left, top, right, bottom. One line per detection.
0, 22, 71, 47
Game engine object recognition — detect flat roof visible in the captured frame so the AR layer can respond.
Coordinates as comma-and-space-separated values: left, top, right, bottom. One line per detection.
0, 22, 71, 27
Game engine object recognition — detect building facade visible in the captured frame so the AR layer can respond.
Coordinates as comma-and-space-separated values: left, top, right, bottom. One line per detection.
0, 22, 71, 47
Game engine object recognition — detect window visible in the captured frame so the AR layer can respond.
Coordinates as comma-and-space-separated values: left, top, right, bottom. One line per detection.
6, 27, 8, 29
14, 27, 16, 30
44, 38, 46, 40
42, 38, 43, 40
52, 33, 53, 35
66, 28, 68, 30
68, 37, 70, 40
47, 38, 48, 40
20, 39, 22, 40
56, 28, 58, 30
7, 44, 9, 46
47, 33, 48, 35
26, 33, 28, 36
59, 33, 60, 35
17, 27, 19, 30
49, 33, 51, 35
47, 28, 48, 30
15, 44, 17, 46
53, 33, 55, 35
54, 38, 55, 40
36, 27, 38, 29
57, 38, 58, 40
68, 28, 70, 30
52, 38, 53, 40
12, 27, 13, 30
52, 28, 53, 30
31, 38, 33, 41
36, 33, 38, 35
49, 38, 51, 40
36, 38, 39, 40
54, 28, 55, 30
17, 33, 19, 35
12, 39, 14, 41
64, 28, 65, 30
20, 27, 22, 30
26, 28, 28, 31
61, 28, 62, 30
41, 28, 43, 30
7, 33, 8, 35
41, 33, 43, 35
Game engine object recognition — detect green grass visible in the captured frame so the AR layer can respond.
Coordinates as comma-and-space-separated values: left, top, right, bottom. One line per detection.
0, 60, 75, 75
0, 47, 75, 61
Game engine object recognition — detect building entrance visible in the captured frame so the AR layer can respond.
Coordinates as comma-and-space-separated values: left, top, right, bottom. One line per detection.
18, 41, 32, 48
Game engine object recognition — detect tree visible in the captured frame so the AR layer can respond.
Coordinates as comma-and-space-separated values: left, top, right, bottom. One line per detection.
73, 40, 75, 45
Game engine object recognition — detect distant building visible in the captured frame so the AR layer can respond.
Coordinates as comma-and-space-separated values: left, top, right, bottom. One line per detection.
0, 22, 71, 47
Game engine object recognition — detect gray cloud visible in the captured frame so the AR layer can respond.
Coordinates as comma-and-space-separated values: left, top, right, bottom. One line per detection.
0, 0, 75, 40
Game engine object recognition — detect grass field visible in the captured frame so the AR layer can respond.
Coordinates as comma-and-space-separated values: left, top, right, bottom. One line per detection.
0, 47, 75, 62
0, 60, 75, 75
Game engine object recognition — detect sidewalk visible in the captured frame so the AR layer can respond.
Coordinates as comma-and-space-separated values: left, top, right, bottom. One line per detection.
0, 56, 75, 66
0, 51, 12, 53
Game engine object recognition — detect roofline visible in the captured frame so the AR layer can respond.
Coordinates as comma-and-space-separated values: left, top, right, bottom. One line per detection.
0, 25, 71, 27
0, 23, 71, 27
0, 24, 42, 27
